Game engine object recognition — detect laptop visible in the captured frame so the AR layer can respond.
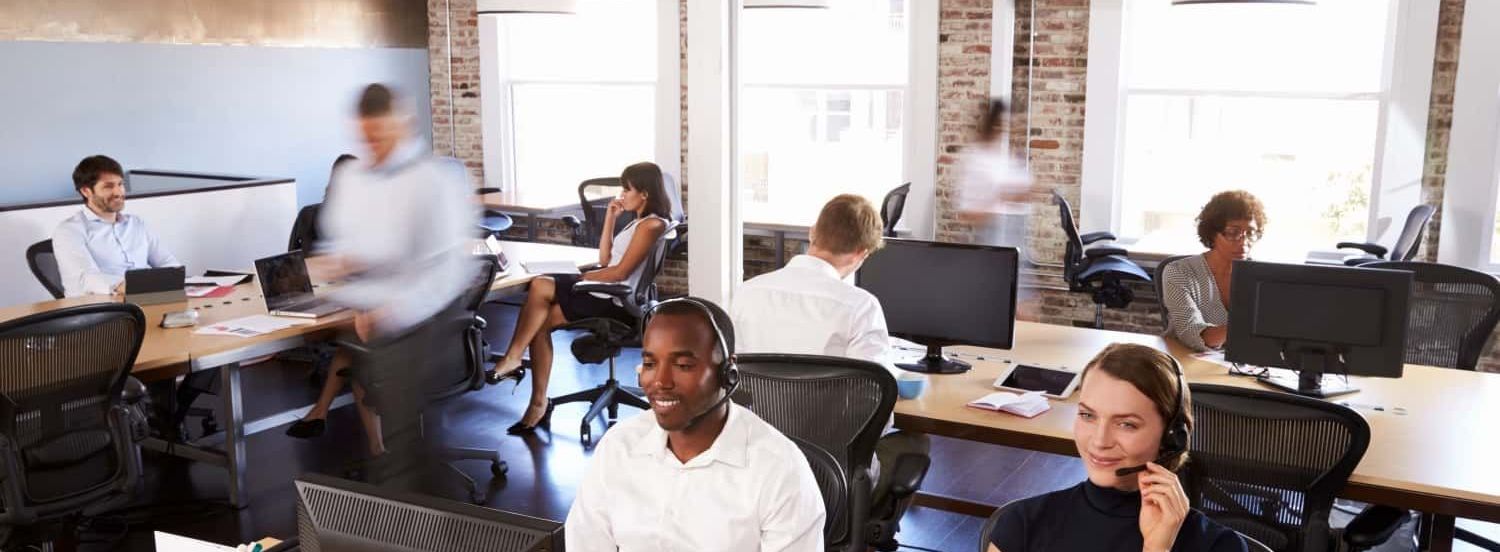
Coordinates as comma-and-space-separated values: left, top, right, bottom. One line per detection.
254, 251, 347, 319
125, 266, 186, 305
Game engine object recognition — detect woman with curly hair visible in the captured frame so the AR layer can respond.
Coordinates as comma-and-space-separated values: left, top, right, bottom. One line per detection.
1161, 191, 1267, 351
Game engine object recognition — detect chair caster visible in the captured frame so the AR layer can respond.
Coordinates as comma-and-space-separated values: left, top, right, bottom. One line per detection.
491, 460, 508, 477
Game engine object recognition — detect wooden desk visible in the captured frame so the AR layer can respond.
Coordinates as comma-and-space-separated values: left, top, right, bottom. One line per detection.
479, 191, 580, 241
895, 321, 1500, 551
0, 241, 598, 507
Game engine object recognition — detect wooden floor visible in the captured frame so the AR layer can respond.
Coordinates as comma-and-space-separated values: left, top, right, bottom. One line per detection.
42, 302, 1436, 551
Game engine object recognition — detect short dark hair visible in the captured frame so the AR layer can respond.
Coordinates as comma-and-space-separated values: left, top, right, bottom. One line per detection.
1195, 190, 1267, 248
649, 297, 736, 370
72, 155, 124, 199
357, 83, 396, 117
977, 97, 1010, 143
620, 162, 674, 221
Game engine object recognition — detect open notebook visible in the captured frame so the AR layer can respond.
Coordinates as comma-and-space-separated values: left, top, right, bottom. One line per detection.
967, 391, 1050, 418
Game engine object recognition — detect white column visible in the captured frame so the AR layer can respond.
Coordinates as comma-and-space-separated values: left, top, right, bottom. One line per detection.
686, 0, 743, 307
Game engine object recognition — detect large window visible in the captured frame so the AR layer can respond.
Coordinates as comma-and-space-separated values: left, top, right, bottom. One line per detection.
1083, 0, 1435, 261
484, 1, 660, 209
739, 0, 911, 227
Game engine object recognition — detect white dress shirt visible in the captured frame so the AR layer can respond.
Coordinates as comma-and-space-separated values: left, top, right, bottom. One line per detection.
732, 255, 895, 373
319, 137, 478, 335
565, 403, 826, 552
51, 208, 181, 297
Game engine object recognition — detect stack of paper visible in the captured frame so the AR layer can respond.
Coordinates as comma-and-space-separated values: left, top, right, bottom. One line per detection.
194, 315, 311, 338
967, 390, 1050, 418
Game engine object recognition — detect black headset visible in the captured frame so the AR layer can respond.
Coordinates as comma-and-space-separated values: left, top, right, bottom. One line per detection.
1116, 354, 1188, 477
641, 297, 740, 427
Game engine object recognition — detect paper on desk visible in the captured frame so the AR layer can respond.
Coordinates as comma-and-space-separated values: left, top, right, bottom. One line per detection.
194, 314, 310, 338
186, 275, 247, 287
523, 260, 581, 275
185, 286, 234, 298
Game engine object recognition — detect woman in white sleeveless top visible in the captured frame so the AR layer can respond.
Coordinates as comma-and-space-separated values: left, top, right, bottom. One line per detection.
492, 162, 671, 434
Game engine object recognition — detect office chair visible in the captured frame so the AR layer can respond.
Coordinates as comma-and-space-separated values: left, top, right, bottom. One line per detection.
287, 203, 323, 252
1339, 261, 1500, 551
1337, 204, 1435, 266
1183, 384, 1370, 552
25, 240, 64, 300
0, 304, 147, 546
24, 239, 154, 436
1153, 254, 1194, 330
792, 435, 850, 546
732, 354, 929, 552
1052, 190, 1151, 328
342, 256, 507, 503
881, 183, 912, 238
548, 222, 685, 446
474, 187, 516, 238
561, 177, 630, 248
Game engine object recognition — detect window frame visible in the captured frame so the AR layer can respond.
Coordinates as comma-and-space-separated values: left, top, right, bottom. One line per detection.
478, 0, 682, 201
1078, 0, 1440, 259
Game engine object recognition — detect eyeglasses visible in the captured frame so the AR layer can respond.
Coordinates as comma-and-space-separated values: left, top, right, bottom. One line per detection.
1219, 228, 1258, 243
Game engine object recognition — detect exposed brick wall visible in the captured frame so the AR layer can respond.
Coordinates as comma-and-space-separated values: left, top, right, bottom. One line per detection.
427, 0, 484, 187
935, 0, 994, 244
1419, 0, 1465, 263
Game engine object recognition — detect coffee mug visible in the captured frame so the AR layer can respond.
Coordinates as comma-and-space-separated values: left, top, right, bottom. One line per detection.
896, 373, 928, 400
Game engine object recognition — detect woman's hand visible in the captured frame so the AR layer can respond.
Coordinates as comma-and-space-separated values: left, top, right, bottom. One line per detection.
1138, 462, 1190, 552
605, 197, 626, 220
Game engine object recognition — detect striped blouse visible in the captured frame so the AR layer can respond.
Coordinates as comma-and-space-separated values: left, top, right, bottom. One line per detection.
1162, 254, 1230, 352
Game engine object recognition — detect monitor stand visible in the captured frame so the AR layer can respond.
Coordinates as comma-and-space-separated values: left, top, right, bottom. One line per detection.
896, 344, 971, 374
1256, 346, 1358, 398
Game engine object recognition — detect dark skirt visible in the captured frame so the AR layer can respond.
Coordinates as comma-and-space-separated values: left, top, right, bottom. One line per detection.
553, 273, 634, 324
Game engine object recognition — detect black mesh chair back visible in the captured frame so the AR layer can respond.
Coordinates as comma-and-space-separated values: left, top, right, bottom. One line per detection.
1154, 254, 1194, 329
791, 435, 848, 544
881, 183, 912, 237
1053, 191, 1086, 281
287, 203, 323, 252
0, 303, 144, 518
1389, 204, 1436, 262
426, 255, 501, 402
731, 354, 895, 547
976, 499, 1020, 552
1362, 261, 1500, 371
1184, 384, 1370, 552
26, 240, 64, 300
295, 474, 562, 551
573, 177, 633, 248
626, 221, 683, 319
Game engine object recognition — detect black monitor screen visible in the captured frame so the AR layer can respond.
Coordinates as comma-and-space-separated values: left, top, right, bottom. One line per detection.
856, 239, 1019, 350
255, 251, 314, 308
1226, 260, 1411, 379
1253, 281, 1386, 346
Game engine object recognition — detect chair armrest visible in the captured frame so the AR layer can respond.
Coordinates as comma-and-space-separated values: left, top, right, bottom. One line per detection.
886, 453, 931, 499
1337, 241, 1387, 258
573, 281, 632, 299
475, 187, 500, 195
1342, 505, 1407, 549
1080, 231, 1116, 245
1084, 246, 1128, 259
121, 376, 147, 405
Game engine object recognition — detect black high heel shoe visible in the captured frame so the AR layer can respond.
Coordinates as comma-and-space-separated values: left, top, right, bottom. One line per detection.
486, 366, 526, 387
286, 418, 326, 439
506, 401, 553, 435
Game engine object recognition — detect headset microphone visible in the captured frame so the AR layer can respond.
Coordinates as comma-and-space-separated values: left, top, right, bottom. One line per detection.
1115, 354, 1188, 477
642, 297, 740, 431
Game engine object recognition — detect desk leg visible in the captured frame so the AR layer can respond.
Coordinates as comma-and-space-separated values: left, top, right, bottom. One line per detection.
221, 362, 247, 509
528, 213, 538, 241
1419, 513, 1456, 552
774, 230, 786, 267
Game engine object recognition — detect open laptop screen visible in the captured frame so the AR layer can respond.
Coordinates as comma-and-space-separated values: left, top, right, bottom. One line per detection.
255, 251, 315, 310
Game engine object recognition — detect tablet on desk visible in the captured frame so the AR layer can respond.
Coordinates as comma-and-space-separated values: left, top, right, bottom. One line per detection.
993, 364, 1081, 400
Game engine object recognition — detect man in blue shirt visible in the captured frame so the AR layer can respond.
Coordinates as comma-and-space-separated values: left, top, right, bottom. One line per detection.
51, 155, 181, 297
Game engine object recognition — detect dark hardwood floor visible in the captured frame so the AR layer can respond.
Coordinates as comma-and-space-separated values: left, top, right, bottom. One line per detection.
31, 302, 1434, 551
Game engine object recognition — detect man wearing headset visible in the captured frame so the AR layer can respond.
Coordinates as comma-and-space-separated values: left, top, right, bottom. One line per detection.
565, 297, 826, 551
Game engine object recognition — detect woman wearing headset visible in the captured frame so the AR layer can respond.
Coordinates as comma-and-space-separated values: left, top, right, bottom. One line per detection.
987, 343, 1247, 552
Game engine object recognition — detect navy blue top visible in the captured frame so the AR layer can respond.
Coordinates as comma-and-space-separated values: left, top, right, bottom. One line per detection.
989, 480, 1248, 552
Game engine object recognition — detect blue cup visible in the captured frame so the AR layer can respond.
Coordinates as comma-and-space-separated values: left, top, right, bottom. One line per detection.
896, 374, 927, 400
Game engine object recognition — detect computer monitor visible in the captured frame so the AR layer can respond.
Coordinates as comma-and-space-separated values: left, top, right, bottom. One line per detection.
294, 474, 564, 551
856, 239, 1019, 374
1225, 260, 1411, 398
